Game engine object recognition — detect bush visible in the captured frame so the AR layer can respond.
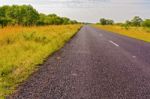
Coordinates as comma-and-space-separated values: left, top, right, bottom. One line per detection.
100, 18, 114, 25
131, 16, 143, 27
142, 19, 150, 28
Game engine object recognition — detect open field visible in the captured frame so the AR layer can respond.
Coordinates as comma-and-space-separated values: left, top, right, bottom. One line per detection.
93, 25, 150, 42
0, 25, 81, 97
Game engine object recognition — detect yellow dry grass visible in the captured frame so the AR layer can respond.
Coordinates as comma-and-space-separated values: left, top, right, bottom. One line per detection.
94, 25, 150, 42
0, 25, 82, 98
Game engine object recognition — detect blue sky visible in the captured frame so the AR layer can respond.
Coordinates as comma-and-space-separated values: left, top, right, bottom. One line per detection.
0, 0, 150, 23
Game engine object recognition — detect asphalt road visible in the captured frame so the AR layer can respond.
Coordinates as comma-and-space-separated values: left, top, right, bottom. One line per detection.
9, 25, 150, 99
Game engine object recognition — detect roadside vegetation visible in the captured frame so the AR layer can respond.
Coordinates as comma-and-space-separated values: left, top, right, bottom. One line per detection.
0, 5, 82, 98
0, 5, 79, 28
0, 25, 81, 97
94, 16, 150, 42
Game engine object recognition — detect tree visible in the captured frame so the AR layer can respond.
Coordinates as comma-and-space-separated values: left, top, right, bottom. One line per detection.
62, 17, 70, 24
20, 5, 39, 26
100, 18, 114, 25
0, 5, 79, 27
125, 20, 132, 26
70, 20, 78, 24
142, 19, 150, 27
0, 17, 11, 28
100, 18, 107, 25
106, 19, 114, 25
131, 16, 143, 26
0, 5, 10, 17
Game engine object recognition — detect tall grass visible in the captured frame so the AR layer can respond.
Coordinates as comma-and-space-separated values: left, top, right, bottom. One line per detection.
0, 25, 81, 97
93, 25, 150, 42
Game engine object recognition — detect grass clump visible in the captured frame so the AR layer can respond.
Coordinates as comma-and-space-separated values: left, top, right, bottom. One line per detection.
93, 25, 150, 42
0, 25, 81, 98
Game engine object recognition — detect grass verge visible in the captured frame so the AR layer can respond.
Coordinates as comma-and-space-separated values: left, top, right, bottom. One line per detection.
0, 25, 82, 98
93, 25, 150, 42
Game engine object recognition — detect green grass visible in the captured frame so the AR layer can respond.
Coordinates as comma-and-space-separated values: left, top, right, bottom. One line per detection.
0, 25, 82, 98
93, 25, 150, 42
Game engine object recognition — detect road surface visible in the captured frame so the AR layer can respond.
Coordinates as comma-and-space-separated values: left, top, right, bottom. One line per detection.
9, 25, 150, 99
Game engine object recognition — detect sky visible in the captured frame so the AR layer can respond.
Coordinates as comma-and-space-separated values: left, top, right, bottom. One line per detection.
0, 0, 150, 23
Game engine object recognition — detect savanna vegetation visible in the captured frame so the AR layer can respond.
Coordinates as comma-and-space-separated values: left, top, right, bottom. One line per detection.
0, 4, 82, 98
0, 25, 81, 97
0, 5, 79, 27
95, 16, 150, 42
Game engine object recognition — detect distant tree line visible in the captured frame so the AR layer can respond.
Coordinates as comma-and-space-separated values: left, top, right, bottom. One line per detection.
99, 18, 114, 25
124, 16, 150, 28
99, 16, 150, 28
0, 5, 79, 27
